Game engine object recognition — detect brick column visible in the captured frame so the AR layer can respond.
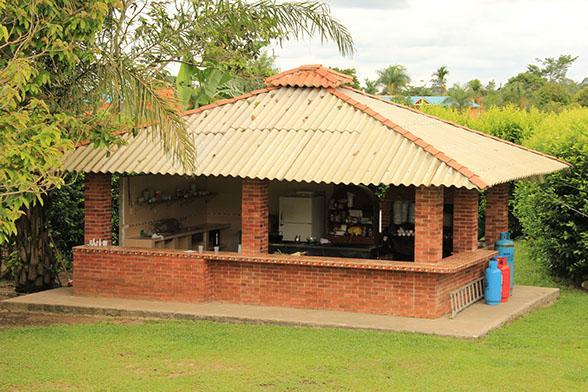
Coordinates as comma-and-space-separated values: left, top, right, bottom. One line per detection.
485, 183, 509, 248
453, 188, 479, 253
414, 186, 444, 262
241, 178, 269, 255
379, 187, 392, 230
84, 173, 112, 245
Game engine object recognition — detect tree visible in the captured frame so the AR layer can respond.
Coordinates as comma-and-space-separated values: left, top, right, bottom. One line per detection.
376, 65, 410, 95
575, 86, 588, 107
166, 0, 354, 110
431, 66, 449, 95
531, 54, 578, 83
404, 85, 433, 96
467, 79, 484, 104
363, 79, 378, 94
1, 0, 354, 292
445, 84, 473, 111
535, 82, 573, 111
330, 67, 361, 89
501, 55, 578, 110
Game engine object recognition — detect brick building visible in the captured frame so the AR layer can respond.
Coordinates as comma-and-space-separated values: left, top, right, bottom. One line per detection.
64, 65, 568, 318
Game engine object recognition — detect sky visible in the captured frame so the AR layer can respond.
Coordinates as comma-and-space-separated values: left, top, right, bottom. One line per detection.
271, 0, 588, 88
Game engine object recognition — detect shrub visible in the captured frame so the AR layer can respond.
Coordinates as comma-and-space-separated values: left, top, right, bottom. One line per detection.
514, 109, 588, 285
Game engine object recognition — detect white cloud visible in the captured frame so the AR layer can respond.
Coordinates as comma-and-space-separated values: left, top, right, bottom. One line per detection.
272, 0, 588, 86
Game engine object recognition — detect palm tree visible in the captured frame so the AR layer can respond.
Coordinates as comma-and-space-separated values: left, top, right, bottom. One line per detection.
445, 84, 474, 111
467, 79, 484, 105
432, 66, 449, 95
376, 65, 411, 95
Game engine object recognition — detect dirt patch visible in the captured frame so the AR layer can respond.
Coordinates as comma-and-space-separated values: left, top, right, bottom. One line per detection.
0, 309, 145, 328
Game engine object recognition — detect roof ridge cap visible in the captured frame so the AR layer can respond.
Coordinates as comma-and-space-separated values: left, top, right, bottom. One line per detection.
339, 86, 570, 168
329, 87, 488, 189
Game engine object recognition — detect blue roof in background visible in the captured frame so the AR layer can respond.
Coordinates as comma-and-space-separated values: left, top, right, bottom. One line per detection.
381, 95, 480, 108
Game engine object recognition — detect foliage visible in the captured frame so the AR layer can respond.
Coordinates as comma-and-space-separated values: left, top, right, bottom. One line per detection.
501, 55, 578, 110
574, 85, 588, 107
46, 175, 85, 263
530, 54, 578, 83
514, 109, 588, 285
445, 84, 473, 111
164, 0, 354, 110
0, 0, 109, 244
363, 78, 378, 94
330, 67, 361, 89
403, 84, 433, 96
1, 242, 587, 390
376, 64, 410, 95
431, 65, 449, 95
420, 104, 543, 144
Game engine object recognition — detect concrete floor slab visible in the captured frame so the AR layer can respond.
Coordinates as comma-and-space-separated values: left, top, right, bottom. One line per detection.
0, 285, 559, 338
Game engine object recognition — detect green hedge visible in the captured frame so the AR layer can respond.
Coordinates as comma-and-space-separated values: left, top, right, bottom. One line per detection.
514, 109, 588, 285
422, 105, 588, 285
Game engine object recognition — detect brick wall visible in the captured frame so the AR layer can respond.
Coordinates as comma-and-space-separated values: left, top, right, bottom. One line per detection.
74, 248, 209, 301
414, 186, 444, 262
435, 263, 487, 315
73, 247, 492, 319
208, 261, 444, 317
485, 183, 509, 248
84, 173, 112, 245
453, 188, 479, 253
241, 178, 269, 255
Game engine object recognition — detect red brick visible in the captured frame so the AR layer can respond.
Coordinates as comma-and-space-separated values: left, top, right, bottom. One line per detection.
485, 184, 509, 248
241, 179, 269, 255
84, 173, 112, 244
415, 186, 443, 262
453, 188, 479, 253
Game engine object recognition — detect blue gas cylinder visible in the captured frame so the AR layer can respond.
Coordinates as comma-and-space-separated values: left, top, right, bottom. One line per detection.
485, 259, 502, 305
496, 232, 514, 295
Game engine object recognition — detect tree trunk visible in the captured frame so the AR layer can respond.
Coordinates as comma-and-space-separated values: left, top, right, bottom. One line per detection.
14, 199, 56, 293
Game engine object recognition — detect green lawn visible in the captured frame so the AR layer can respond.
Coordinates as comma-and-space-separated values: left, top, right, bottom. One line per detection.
1, 242, 587, 391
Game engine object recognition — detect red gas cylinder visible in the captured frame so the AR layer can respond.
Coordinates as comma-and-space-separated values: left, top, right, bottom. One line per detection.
497, 257, 511, 303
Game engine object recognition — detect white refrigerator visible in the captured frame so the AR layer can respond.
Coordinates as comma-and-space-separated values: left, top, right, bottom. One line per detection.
279, 195, 325, 241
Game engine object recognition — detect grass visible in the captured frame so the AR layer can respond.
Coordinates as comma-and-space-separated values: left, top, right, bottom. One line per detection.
0, 241, 587, 391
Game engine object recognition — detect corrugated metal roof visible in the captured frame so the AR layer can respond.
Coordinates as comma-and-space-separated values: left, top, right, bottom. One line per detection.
62, 65, 569, 189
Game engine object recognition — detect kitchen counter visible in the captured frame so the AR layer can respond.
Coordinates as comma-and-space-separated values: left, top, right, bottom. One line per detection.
270, 241, 381, 259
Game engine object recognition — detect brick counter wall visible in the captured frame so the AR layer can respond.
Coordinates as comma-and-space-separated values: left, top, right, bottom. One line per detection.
74, 249, 209, 302
73, 247, 494, 319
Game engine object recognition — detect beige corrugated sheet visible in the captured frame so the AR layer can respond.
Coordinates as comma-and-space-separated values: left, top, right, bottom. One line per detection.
63, 84, 568, 189
343, 89, 569, 186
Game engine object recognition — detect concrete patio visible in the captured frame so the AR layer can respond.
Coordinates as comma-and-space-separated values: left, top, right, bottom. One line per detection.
0, 285, 559, 338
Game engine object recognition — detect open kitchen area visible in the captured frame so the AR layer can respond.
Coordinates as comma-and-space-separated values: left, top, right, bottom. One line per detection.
118, 174, 457, 261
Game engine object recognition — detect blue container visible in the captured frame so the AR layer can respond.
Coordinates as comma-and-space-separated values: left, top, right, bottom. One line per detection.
496, 231, 514, 294
485, 259, 502, 305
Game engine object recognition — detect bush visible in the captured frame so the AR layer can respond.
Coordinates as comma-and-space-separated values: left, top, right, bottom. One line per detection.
514, 109, 588, 285
422, 105, 588, 285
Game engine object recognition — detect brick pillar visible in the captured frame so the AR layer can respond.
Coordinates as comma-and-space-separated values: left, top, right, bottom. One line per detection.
453, 188, 479, 253
485, 183, 509, 248
84, 173, 112, 245
414, 186, 444, 262
379, 187, 392, 230
241, 178, 269, 255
